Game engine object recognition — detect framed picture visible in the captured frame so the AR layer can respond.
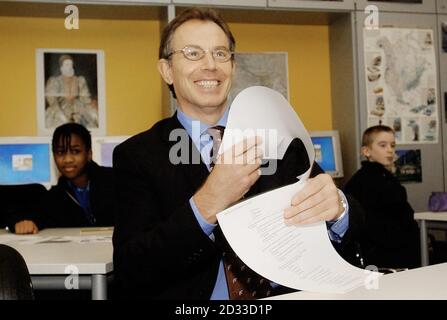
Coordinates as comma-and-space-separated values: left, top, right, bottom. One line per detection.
394, 149, 422, 183
36, 49, 106, 136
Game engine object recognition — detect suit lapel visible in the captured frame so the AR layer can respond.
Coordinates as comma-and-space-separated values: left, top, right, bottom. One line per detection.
162, 114, 210, 193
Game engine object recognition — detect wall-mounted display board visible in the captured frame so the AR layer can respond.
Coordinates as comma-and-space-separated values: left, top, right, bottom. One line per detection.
363, 27, 439, 144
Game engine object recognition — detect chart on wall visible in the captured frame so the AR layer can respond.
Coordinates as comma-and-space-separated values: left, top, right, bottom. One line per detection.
229, 52, 289, 104
363, 27, 439, 144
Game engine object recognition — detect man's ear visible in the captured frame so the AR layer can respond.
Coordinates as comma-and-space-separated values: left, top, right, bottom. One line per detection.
87, 149, 92, 162
158, 59, 173, 85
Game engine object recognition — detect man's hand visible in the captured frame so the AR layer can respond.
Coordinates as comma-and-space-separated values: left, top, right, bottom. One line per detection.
14, 220, 39, 234
284, 173, 344, 225
194, 136, 263, 224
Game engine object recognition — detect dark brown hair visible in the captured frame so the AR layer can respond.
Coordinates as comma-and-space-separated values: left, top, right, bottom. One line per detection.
159, 7, 236, 98
362, 125, 395, 147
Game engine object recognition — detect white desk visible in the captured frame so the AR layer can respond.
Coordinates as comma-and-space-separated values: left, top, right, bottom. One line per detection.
266, 263, 447, 300
0, 228, 113, 300
414, 212, 447, 266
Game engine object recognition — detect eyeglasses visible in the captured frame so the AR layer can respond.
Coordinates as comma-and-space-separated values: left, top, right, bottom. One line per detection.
167, 45, 233, 63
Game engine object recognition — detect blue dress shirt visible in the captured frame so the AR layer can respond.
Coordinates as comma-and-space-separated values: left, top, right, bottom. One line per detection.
176, 107, 349, 300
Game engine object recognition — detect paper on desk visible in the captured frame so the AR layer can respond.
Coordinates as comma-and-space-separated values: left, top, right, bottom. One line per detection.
74, 235, 112, 244
33, 235, 112, 244
0, 234, 49, 245
0, 234, 111, 245
217, 86, 379, 294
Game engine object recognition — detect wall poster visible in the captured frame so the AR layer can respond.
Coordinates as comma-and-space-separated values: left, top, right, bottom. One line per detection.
363, 27, 439, 144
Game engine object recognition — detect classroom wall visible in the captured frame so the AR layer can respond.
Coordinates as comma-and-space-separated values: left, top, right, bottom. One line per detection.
229, 22, 333, 131
0, 5, 333, 137
0, 6, 162, 137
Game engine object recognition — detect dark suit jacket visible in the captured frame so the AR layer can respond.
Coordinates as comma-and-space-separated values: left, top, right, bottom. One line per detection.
112, 115, 360, 299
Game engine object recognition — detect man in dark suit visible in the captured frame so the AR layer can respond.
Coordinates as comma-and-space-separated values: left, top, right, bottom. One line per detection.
113, 7, 355, 299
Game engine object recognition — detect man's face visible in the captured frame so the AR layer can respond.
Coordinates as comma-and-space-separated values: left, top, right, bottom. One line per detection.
158, 20, 235, 119
53, 134, 92, 181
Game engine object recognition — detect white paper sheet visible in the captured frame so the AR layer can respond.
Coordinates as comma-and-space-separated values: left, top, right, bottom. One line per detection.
0, 234, 112, 245
217, 86, 380, 294
0, 234, 48, 245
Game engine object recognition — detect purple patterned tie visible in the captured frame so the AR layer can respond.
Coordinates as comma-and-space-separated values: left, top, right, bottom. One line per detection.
214, 227, 272, 300
207, 126, 272, 299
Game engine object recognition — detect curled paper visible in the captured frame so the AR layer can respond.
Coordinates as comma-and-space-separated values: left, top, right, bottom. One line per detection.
220, 86, 314, 180
217, 86, 379, 294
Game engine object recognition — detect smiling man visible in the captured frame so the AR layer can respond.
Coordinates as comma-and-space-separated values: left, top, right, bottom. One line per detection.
157, 18, 234, 126
112, 7, 359, 300
11, 123, 115, 234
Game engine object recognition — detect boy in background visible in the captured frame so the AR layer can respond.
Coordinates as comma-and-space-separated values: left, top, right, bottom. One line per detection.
345, 125, 420, 269
12, 123, 115, 233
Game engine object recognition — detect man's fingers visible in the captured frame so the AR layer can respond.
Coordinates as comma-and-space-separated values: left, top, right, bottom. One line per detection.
284, 173, 341, 225
286, 187, 338, 219
291, 174, 333, 206
284, 198, 335, 225
243, 144, 263, 165
285, 209, 327, 226
248, 166, 262, 186
218, 138, 263, 166
229, 136, 262, 158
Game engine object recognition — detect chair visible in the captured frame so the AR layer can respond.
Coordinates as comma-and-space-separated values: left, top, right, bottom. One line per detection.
0, 244, 34, 300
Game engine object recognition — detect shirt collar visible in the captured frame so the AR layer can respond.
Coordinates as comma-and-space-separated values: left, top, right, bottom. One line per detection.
176, 106, 230, 142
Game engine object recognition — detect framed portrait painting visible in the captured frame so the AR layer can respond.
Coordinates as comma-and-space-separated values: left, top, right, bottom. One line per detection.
36, 49, 106, 136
